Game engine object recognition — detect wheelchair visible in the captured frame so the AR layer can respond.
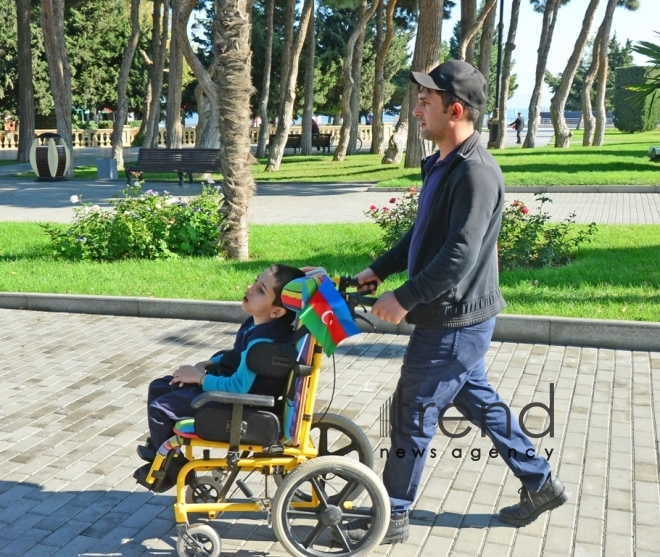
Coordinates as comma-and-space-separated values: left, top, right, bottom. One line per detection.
139, 272, 388, 557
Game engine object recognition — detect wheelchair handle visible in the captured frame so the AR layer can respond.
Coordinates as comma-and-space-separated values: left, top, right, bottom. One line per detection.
337, 276, 379, 308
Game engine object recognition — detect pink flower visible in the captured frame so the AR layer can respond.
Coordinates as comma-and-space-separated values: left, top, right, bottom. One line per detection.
409, 187, 416, 194
369, 205, 377, 210
521, 206, 529, 214
383, 206, 390, 212
389, 197, 396, 203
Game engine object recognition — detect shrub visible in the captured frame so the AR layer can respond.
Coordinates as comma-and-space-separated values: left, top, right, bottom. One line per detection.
41, 181, 225, 261
497, 194, 597, 270
365, 190, 597, 270
613, 65, 660, 133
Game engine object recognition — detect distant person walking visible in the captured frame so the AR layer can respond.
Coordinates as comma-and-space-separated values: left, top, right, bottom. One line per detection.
510, 112, 525, 144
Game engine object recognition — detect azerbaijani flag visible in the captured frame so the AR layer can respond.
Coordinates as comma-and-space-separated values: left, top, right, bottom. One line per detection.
298, 276, 361, 356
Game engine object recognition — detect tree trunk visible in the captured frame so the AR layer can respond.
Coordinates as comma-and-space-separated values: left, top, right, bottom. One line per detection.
460, 0, 477, 64
40, 0, 73, 176
382, 86, 410, 163
301, 4, 315, 156
403, 0, 442, 168
458, 0, 498, 62
138, 62, 153, 138
213, 0, 255, 260
112, 0, 141, 170
176, 0, 220, 148
145, 0, 169, 148
371, 0, 398, 154
495, 0, 521, 149
333, 0, 378, 161
593, 0, 618, 147
17, 0, 35, 163
550, 0, 601, 148
474, 3, 496, 132
256, 0, 275, 158
523, 0, 561, 149
166, 0, 184, 149
581, 25, 602, 146
265, 0, 313, 171
348, 0, 367, 154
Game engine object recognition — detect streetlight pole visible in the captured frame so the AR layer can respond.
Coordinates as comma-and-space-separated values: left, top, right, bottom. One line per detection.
487, 0, 506, 148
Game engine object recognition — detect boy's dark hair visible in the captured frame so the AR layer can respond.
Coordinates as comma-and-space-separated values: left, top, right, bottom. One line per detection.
270, 264, 306, 323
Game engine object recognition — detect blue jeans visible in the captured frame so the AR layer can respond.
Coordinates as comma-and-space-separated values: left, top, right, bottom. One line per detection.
383, 317, 550, 513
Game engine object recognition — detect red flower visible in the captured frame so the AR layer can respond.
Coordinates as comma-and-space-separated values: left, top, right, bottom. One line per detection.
383, 207, 390, 212
521, 206, 529, 214
370, 205, 377, 210
389, 197, 396, 203
409, 187, 416, 194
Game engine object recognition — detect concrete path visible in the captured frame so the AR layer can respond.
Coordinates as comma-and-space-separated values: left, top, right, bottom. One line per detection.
0, 308, 658, 557
1, 177, 659, 226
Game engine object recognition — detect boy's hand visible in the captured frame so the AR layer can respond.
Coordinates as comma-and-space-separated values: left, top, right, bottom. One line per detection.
170, 365, 204, 387
194, 360, 213, 372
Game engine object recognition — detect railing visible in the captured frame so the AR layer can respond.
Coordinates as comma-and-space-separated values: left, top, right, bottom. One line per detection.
0, 124, 394, 150
247, 124, 394, 144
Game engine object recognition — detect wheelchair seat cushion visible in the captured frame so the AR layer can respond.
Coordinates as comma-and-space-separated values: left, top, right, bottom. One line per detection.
194, 405, 281, 447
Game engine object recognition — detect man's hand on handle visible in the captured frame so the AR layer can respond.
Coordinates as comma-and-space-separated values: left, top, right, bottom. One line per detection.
354, 268, 408, 325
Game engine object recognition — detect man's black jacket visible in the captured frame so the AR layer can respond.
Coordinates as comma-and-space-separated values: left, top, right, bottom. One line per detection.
370, 131, 506, 328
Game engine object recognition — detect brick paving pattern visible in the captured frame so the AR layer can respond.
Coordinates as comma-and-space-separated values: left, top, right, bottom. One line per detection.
1, 309, 659, 556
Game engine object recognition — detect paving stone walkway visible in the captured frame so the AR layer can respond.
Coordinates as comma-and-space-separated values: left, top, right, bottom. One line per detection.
1, 308, 659, 557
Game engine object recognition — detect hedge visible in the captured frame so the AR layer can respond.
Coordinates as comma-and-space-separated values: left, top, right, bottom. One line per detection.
613, 65, 660, 133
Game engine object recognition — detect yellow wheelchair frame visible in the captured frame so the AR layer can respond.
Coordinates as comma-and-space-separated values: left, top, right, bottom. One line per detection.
142, 276, 390, 557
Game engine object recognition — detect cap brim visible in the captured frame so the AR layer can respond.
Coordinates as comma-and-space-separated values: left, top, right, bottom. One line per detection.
410, 71, 445, 91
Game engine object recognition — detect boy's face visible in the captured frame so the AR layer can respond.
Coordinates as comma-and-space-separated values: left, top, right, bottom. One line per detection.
242, 269, 286, 324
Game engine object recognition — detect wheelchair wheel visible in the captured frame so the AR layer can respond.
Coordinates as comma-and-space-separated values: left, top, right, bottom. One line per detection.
272, 456, 389, 557
176, 523, 221, 557
185, 474, 224, 505
275, 413, 373, 502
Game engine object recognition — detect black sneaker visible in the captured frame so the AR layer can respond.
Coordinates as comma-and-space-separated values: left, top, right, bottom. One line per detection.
499, 473, 570, 527
333, 511, 409, 545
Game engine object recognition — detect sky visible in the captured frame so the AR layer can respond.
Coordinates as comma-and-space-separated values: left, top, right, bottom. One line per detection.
441, 0, 659, 115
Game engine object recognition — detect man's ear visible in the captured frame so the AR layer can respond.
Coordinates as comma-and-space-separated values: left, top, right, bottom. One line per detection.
452, 102, 465, 121
270, 306, 286, 319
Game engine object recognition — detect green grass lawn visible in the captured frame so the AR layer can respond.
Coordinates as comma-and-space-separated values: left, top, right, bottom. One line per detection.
2, 221, 660, 322
13, 129, 660, 187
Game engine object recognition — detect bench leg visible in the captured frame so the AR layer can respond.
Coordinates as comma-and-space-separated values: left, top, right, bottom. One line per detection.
188, 172, 193, 184
126, 168, 132, 186
178, 172, 183, 186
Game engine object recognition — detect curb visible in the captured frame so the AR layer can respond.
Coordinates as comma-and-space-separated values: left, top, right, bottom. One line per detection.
2, 292, 659, 352
368, 185, 660, 193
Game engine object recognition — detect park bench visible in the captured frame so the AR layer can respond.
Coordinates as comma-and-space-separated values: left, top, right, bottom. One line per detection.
312, 133, 333, 153
266, 133, 333, 154
125, 148, 222, 185
648, 146, 660, 162
268, 134, 301, 154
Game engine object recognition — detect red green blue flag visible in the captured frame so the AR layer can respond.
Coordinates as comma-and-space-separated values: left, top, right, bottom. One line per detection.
298, 276, 361, 356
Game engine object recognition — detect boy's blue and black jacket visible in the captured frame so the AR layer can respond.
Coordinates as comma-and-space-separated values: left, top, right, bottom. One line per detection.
201, 316, 294, 398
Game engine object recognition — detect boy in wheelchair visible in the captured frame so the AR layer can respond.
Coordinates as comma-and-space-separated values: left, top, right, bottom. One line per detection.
134, 263, 305, 492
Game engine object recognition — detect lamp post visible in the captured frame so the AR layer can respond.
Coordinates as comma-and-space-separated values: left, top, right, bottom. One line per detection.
487, 0, 506, 149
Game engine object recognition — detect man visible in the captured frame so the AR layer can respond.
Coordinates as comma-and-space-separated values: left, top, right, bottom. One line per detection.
511, 111, 525, 144
344, 61, 568, 544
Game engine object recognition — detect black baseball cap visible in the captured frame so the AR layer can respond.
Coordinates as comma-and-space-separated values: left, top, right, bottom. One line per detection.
410, 60, 488, 109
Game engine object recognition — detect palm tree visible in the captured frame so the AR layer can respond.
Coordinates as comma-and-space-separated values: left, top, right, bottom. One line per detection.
213, 0, 256, 260
628, 33, 660, 108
